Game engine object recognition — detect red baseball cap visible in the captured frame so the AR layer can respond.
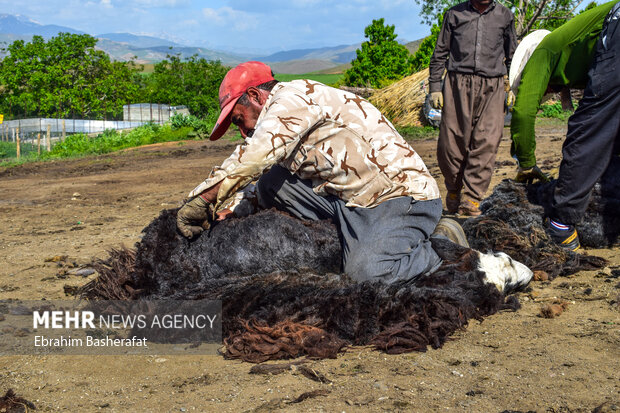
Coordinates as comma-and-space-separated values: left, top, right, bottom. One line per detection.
209, 61, 275, 141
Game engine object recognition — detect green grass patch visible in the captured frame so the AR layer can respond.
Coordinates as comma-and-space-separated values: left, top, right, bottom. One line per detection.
538, 102, 575, 121
169, 113, 213, 136
274, 73, 344, 86
140, 63, 155, 74
0, 140, 41, 159
397, 126, 439, 141
45, 124, 194, 158
227, 131, 244, 142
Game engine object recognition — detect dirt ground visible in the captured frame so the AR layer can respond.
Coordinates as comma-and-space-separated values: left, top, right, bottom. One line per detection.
0, 120, 618, 412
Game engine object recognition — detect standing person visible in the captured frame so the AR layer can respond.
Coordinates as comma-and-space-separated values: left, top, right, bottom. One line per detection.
428, 0, 517, 216
176, 61, 470, 285
510, 1, 620, 250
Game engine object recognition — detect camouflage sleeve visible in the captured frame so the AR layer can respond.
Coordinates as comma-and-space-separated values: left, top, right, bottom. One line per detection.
213, 89, 324, 209
187, 144, 246, 199
220, 183, 259, 217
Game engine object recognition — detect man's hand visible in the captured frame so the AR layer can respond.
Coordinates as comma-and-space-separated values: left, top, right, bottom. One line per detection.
506, 90, 516, 108
430, 92, 443, 110
515, 165, 550, 184
177, 195, 214, 238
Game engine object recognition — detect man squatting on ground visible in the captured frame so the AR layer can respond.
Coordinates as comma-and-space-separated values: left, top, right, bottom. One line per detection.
175, 61, 468, 284
429, 0, 517, 216
510, 1, 620, 250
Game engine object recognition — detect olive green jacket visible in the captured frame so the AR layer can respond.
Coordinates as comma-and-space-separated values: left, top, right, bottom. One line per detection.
510, 1, 617, 168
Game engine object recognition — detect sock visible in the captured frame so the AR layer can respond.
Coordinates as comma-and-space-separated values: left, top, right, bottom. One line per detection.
549, 219, 570, 231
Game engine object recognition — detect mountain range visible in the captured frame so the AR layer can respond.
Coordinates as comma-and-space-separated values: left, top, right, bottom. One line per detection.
0, 14, 423, 74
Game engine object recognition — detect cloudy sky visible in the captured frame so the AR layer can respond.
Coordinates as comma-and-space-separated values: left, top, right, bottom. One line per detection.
0, 0, 431, 54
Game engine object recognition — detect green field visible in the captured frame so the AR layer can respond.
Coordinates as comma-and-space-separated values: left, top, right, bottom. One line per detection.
140, 63, 155, 74
274, 73, 343, 86
138, 65, 344, 85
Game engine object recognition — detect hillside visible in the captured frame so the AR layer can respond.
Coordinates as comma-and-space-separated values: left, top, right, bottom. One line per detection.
404, 38, 424, 54
95, 41, 246, 65
96, 33, 180, 48
269, 59, 348, 74
0, 13, 428, 74
258, 43, 359, 64
298, 38, 426, 75
0, 14, 83, 36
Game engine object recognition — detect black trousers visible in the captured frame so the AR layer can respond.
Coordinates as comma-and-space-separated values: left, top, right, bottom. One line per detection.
552, 6, 620, 224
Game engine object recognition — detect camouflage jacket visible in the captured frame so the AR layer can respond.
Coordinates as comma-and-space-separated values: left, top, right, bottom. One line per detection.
189, 80, 440, 211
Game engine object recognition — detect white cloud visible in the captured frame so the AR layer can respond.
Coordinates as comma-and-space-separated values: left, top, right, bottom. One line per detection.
290, 0, 321, 7
202, 6, 258, 31
227, 0, 328, 12
180, 19, 198, 27
379, 0, 407, 9
202, 7, 225, 23
0, 0, 430, 53
121, 0, 190, 7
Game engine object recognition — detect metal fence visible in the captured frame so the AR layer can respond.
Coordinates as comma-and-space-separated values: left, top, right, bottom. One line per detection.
0, 118, 155, 144
0, 103, 191, 148
123, 103, 189, 123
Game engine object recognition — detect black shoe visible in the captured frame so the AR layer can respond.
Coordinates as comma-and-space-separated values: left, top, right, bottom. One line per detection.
545, 219, 580, 251
432, 218, 469, 248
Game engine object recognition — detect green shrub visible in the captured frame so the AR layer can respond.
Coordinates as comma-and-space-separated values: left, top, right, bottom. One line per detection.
0, 140, 42, 159
39, 123, 193, 159
0, 141, 17, 159
141, 56, 227, 119
169, 113, 213, 136
411, 14, 444, 72
343, 18, 413, 88
0, 122, 201, 166
539, 102, 574, 121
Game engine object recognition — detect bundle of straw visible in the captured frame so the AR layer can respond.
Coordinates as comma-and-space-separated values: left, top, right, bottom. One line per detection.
369, 68, 430, 127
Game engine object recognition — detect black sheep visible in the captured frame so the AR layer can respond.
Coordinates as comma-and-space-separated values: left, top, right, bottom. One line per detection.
83, 208, 534, 362
82, 158, 619, 361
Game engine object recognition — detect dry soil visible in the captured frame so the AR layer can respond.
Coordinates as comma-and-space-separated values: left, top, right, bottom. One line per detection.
0, 121, 618, 412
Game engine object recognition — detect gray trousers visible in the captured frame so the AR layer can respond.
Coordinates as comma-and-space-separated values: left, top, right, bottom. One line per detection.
256, 166, 443, 284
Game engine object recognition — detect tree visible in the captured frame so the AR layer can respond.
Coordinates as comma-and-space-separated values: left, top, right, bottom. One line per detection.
141, 54, 228, 119
343, 18, 413, 88
413, 0, 590, 38
580, 1, 599, 13
410, 13, 444, 72
0, 33, 141, 119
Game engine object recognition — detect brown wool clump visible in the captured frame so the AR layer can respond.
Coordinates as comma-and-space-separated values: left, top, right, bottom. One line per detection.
540, 300, 569, 318
533, 271, 550, 281
0, 389, 37, 413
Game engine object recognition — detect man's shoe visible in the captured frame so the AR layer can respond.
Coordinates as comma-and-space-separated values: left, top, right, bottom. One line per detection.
457, 199, 481, 217
432, 218, 470, 248
445, 191, 460, 214
545, 219, 580, 251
